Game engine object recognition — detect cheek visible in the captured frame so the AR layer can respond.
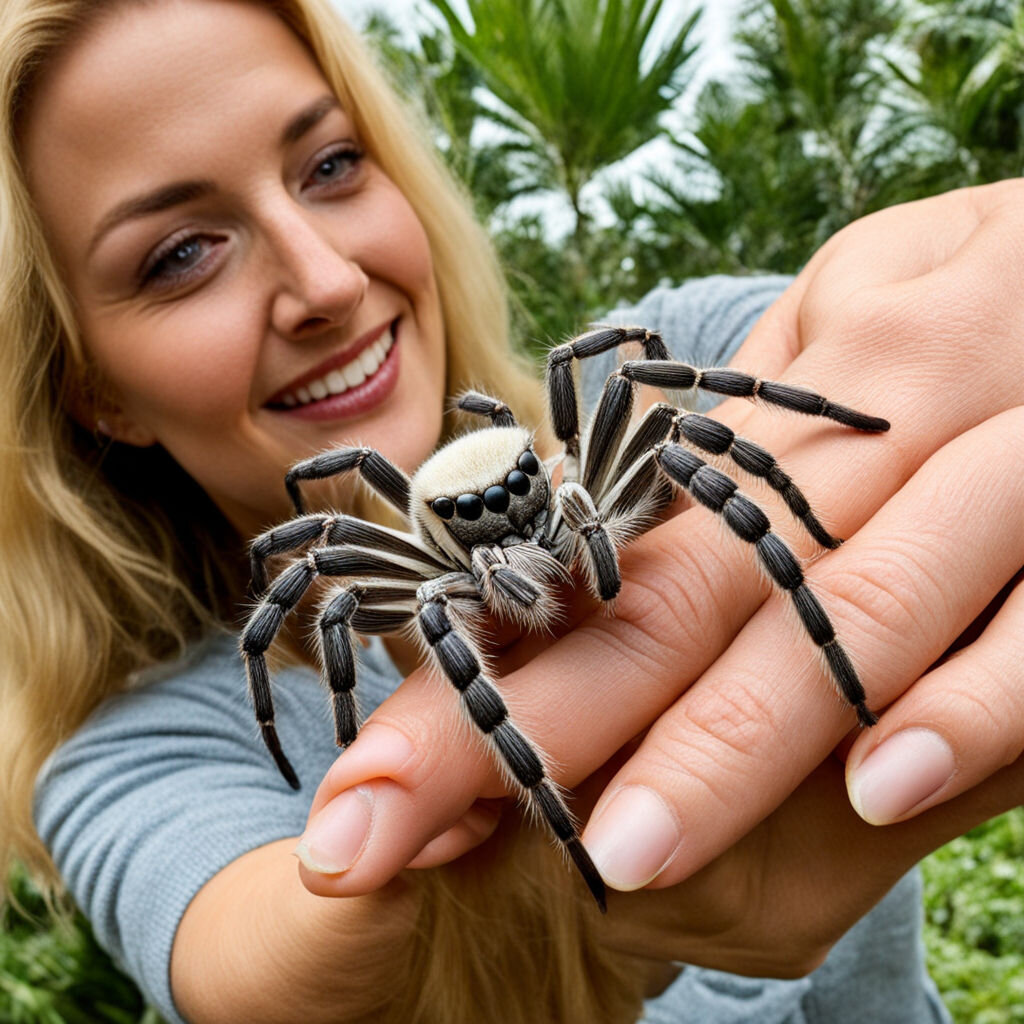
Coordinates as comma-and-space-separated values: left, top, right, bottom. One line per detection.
366, 181, 438, 307
86, 288, 261, 427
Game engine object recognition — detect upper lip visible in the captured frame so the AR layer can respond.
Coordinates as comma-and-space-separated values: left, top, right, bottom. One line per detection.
266, 318, 395, 404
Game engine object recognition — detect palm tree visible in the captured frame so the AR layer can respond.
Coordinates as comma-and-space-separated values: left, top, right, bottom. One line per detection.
886, 0, 1024, 189
425, 0, 700, 243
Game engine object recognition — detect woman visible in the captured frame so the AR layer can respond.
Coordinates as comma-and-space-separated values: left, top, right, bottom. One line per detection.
2, 0, 1022, 1022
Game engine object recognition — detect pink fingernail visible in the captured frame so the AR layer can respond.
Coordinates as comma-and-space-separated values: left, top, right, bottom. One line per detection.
849, 729, 955, 825
295, 787, 373, 874
583, 786, 680, 891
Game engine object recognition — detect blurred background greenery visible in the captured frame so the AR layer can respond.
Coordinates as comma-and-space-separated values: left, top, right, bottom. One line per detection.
4, 0, 1022, 1020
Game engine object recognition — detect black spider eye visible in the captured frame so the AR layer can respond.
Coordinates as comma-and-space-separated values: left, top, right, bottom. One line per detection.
455, 493, 484, 520
483, 484, 510, 514
431, 497, 455, 520
505, 469, 530, 496
518, 450, 539, 475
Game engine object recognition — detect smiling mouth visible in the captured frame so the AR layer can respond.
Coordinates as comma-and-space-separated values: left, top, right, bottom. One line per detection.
268, 321, 398, 410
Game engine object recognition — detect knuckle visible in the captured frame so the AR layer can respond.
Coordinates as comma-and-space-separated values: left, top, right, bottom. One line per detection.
682, 666, 788, 763
616, 526, 746, 675
829, 285, 922, 355
816, 539, 948, 665
642, 669, 787, 804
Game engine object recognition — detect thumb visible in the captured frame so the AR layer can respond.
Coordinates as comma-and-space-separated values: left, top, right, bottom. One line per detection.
294, 667, 499, 897
845, 569, 1024, 826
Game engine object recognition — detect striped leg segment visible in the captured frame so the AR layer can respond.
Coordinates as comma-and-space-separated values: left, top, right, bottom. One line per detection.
249, 514, 334, 593
620, 361, 890, 432
317, 585, 368, 751
240, 558, 320, 788
456, 391, 518, 427
416, 577, 607, 911
555, 482, 621, 602
546, 326, 671, 481
653, 443, 877, 728
242, 543, 435, 788
285, 446, 412, 516
669, 412, 841, 550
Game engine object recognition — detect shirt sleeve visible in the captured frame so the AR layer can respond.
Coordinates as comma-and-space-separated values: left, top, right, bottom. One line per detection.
580, 273, 793, 413
33, 632, 400, 1024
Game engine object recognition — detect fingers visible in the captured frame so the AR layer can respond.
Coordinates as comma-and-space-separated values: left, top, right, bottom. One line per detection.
846, 569, 1024, 825
402, 800, 504, 869
581, 407, 1024, 891
295, 713, 494, 897
596, 753, 1024, 974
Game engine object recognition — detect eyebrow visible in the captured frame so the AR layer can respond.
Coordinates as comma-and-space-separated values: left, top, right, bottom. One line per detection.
87, 95, 342, 257
280, 94, 339, 147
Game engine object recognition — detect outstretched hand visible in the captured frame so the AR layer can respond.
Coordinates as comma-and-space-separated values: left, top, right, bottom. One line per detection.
294, 182, 1024, 961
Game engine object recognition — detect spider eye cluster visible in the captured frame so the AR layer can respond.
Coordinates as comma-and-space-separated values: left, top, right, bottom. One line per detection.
430, 450, 540, 521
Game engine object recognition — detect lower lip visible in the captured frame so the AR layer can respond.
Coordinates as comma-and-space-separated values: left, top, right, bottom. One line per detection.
271, 329, 401, 423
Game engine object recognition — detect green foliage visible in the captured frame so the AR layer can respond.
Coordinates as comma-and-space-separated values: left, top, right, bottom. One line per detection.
888, 0, 1024, 188
922, 808, 1024, 1022
1, 866, 164, 1023
425, 0, 700, 230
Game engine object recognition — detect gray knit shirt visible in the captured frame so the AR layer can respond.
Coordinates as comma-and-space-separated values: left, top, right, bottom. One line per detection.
34, 275, 949, 1024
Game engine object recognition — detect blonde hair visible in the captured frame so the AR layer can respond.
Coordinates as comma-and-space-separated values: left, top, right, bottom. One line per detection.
0, 1, 645, 1020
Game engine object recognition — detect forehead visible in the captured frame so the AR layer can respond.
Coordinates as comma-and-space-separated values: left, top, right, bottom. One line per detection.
21, 0, 330, 263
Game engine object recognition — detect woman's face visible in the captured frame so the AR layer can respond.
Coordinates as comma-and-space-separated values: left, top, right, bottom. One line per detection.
23, 0, 447, 537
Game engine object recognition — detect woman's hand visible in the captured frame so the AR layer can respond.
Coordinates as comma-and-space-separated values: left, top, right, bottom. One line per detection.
294, 181, 1024, 936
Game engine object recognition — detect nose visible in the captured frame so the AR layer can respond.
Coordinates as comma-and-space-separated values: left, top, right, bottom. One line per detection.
266, 205, 369, 341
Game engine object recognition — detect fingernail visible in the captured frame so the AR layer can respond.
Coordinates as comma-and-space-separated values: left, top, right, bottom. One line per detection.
583, 786, 680, 891
849, 729, 955, 825
294, 787, 373, 874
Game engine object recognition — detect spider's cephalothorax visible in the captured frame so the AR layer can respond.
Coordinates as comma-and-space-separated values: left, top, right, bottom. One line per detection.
411, 425, 551, 561
241, 325, 890, 912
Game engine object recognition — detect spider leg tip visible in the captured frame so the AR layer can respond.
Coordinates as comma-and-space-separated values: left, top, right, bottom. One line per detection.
857, 705, 880, 728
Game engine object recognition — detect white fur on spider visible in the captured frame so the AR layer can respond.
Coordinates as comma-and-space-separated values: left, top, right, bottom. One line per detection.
409, 425, 542, 564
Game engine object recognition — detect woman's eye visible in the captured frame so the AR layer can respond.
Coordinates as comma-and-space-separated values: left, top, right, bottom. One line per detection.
305, 145, 364, 190
142, 234, 217, 289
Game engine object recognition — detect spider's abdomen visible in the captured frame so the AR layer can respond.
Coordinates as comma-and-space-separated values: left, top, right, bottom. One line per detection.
410, 426, 549, 564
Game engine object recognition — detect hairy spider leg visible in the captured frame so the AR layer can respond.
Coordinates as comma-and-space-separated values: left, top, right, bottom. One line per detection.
456, 391, 518, 427
652, 442, 878, 728
618, 360, 890, 548
553, 482, 622, 601
468, 544, 552, 629
546, 326, 672, 483
415, 574, 608, 912
249, 513, 337, 594
241, 538, 444, 787
249, 513, 448, 594
619, 360, 890, 431
285, 446, 412, 516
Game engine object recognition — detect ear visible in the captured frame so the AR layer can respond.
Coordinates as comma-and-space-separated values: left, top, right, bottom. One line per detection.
64, 372, 158, 448
94, 409, 158, 448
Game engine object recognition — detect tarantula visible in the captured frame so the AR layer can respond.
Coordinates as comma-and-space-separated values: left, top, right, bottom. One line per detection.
240, 325, 889, 911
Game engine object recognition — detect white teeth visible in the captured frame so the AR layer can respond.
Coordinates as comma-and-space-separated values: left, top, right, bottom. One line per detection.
358, 348, 378, 376
342, 361, 366, 388
275, 326, 395, 408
